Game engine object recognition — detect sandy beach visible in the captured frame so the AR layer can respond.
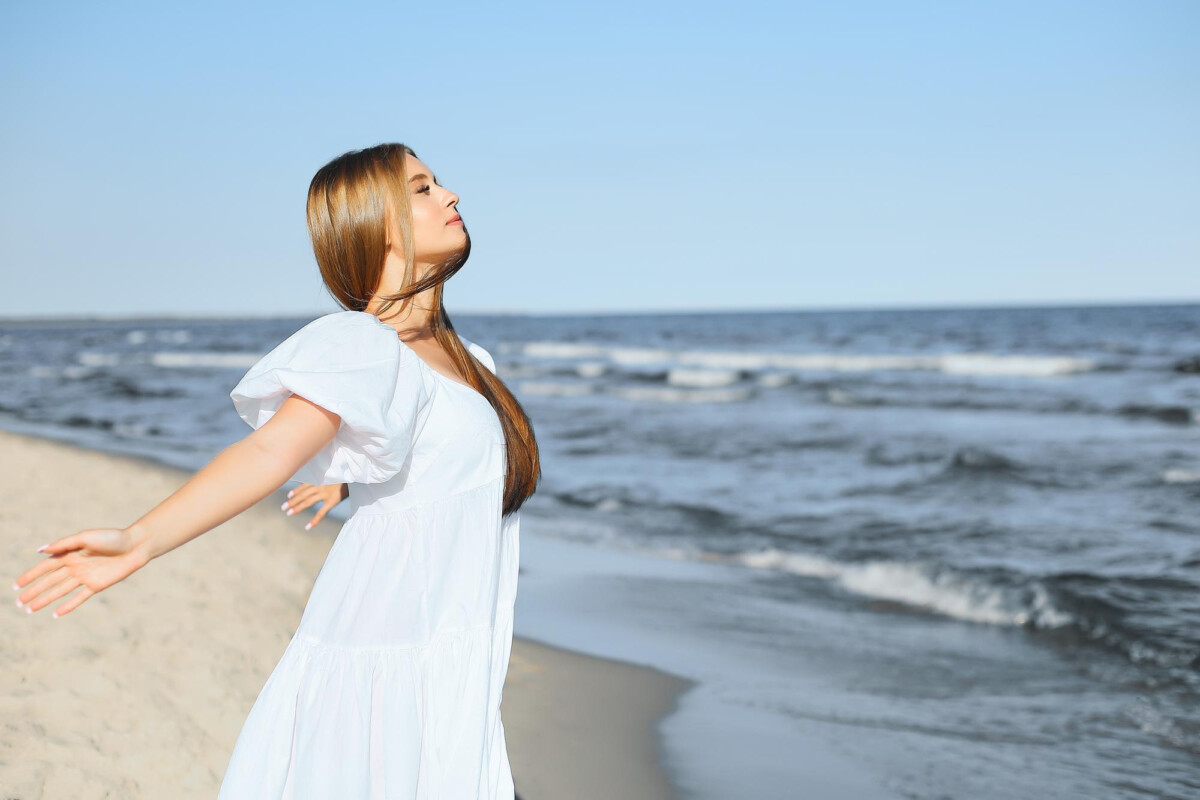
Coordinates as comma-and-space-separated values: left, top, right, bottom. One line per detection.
1, 429, 693, 799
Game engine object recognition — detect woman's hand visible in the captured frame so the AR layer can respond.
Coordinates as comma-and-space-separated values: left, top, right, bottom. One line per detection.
281, 482, 349, 530
12, 528, 148, 619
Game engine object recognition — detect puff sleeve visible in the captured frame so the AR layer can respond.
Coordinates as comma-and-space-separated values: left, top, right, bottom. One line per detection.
459, 335, 497, 375
229, 311, 434, 485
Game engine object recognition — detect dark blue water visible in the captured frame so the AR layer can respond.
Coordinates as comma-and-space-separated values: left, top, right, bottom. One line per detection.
2, 303, 1197, 798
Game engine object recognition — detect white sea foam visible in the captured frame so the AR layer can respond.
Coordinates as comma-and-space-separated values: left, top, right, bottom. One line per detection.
157, 330, 192, 344
1162, 469, 1200, 484
515, 381, 595, 397
152, 351, 259, 369
668, 546, 1075, 629
31, 364, 94, 379
575, 362, 608, 378
609, 385, 754, 404
521, 342, 610, 359
937, 353, 1094, 377
826, 389, 855, 405
517, 341, 1095, 378
757, 372, 794, 388
607, 347, 676, 366
77, 352, 120, 367
666, 368, 742, 388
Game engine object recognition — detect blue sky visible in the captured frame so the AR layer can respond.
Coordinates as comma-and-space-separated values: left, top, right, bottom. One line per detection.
1, 0, 1196, 318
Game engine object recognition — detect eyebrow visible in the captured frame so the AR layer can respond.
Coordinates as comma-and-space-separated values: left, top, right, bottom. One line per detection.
408, 173, 439, 184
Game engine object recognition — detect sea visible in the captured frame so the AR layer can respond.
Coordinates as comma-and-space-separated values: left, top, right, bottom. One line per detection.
1, 302, 1197, 799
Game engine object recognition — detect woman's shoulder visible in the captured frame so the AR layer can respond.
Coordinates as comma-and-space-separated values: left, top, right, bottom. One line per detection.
294, 310, 496, 374
301, 309, 391, 337
262, 310, 407, 372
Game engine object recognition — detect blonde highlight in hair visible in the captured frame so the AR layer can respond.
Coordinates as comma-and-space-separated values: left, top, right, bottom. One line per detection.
306, 143, 541, 515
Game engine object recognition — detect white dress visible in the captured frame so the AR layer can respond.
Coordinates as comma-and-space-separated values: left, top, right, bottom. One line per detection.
217, 310, 519, 800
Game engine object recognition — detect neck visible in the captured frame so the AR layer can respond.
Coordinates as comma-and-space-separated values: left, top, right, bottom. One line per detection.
367, 288, 439, 339
371, 250, 443, 329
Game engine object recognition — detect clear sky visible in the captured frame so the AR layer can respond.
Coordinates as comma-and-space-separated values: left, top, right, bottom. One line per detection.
1, 0, 1196, 318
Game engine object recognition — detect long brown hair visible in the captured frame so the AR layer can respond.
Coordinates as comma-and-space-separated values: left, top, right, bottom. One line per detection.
305, 143, 540, 516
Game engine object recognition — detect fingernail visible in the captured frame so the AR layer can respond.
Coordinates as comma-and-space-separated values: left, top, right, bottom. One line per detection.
36, 544, 48, 553
305, 522, 312, 530
52, 611, 59, 619
25, 606, 32, 614
286, 509, 294, 516
287, 490, 294, 499
280, 501, 289, 511
15, 598, 22, 607
12, 582, 18, 591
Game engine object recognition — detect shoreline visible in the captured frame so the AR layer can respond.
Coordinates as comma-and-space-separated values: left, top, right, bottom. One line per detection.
0, 428, 694, 799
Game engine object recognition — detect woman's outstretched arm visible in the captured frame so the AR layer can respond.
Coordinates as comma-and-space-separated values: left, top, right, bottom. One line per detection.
13, 394, 343, 618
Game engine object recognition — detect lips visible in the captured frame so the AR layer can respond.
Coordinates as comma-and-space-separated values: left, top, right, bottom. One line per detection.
447, 214, 462, 225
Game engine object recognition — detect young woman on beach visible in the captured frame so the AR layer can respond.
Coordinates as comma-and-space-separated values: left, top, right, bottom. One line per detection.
12, 143, 541, 799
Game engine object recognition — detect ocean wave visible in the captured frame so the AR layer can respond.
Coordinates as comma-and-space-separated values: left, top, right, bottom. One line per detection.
666, 368, 744, 388
814, 391, 1198, 428
517, 341, 1098, 377
729, 548, 1073, 627
651, 544, 1199, 680
864, 443, 947, 467
513, 380, 595, 398
1118, 404, 1200, 426
152, 351, 260, 369
1172, 355, 1200, 374
574, 361, 608, 378
848, 444, 1076, 491
607, 385, 755, 404
1161, 469, 1200, 484
757, 372, 795, 388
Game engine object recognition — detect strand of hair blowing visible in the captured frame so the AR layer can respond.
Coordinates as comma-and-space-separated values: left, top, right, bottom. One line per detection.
305, 143, 541, 516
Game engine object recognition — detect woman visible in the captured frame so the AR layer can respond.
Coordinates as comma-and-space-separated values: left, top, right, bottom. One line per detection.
12, 143, 542, 799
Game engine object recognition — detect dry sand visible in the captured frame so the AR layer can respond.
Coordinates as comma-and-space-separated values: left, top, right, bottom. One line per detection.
1, 429, 693, 799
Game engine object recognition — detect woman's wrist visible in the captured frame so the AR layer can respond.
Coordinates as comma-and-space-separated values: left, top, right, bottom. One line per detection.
125, 522, 158, 568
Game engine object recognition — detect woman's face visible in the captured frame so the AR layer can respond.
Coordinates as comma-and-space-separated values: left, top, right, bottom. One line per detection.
402, 154, 465, 268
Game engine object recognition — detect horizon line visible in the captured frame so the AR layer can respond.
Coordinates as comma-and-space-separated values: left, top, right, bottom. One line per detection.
1, 296, 1198, 324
